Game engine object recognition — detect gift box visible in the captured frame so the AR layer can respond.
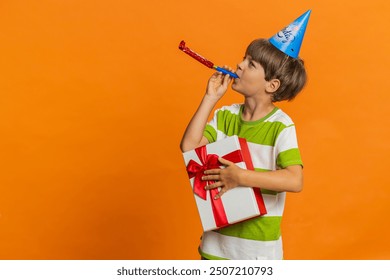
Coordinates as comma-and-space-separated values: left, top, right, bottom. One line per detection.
183, 136, 267, 232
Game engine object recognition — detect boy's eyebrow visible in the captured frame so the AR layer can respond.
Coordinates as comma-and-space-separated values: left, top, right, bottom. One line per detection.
249, 56, 258, 63
244, 55, 260, 66
246, 55, 258, 63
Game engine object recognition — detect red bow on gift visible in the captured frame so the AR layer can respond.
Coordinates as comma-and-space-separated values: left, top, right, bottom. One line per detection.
186, 145, 244, 228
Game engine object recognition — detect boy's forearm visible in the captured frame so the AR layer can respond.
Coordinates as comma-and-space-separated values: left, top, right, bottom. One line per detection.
180, 95, 219, 152
238, 165, 303, 193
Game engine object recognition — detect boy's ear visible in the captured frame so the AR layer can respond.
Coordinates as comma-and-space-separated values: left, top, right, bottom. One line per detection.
265, 79, 280, 93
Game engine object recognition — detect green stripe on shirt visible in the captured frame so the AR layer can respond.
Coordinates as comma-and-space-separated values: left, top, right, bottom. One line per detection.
215, 216, 282, 241
276, 148, 303, 168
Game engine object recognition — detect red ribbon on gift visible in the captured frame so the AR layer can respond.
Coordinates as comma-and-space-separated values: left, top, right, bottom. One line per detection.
186, 145, 244, 228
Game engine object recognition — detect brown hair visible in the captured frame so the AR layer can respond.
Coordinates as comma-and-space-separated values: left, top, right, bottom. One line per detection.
245, 38, 307, 102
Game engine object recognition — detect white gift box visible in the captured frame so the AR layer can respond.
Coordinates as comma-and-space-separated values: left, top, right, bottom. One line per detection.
183, 136, 267, 232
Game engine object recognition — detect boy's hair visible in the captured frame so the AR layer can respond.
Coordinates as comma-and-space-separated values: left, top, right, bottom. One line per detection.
246, 38, 307, 102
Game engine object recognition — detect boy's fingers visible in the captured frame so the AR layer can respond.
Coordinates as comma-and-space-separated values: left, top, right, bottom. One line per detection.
205, 181, 222, 190
204, 169, 220, 175
214, 189, 226, 200
202, 175, 219, 181
223, 73, 231, 84
218, 157, 232, 166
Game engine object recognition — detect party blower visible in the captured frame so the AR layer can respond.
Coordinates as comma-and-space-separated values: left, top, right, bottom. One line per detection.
179, 40, 239, 79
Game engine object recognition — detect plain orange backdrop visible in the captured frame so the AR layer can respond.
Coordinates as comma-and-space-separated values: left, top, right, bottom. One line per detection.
0, 0, 389, 259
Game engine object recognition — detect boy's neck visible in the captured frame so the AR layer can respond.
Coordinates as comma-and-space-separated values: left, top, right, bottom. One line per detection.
242, 97, 276, 122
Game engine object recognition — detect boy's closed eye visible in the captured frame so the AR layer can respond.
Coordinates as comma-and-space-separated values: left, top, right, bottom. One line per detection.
242, 56, 257, 68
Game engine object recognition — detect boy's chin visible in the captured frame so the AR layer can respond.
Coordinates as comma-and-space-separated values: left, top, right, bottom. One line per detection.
231, 83, 243, 94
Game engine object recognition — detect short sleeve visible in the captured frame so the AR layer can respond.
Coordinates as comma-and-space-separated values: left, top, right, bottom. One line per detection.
275, 125, 303, 168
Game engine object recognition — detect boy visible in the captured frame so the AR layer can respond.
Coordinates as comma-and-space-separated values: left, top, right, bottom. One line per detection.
180, 11, 310, 260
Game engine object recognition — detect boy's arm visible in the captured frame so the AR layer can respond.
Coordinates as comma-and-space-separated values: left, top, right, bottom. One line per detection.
179, 95, 215, 152
203, 158, 303, 199
180, 70, 233, 152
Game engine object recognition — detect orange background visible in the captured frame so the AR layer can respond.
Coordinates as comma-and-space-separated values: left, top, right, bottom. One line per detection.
0, 0, 389, 259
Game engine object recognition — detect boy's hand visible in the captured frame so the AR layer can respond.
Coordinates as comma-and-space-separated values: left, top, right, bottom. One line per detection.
205, 66, 234, 100
202, 157, 242, 199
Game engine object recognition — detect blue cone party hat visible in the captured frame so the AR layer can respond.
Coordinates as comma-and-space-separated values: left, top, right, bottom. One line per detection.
269, 10, 311, 58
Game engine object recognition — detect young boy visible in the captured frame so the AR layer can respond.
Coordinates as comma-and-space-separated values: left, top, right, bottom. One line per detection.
180, 11, 310, 260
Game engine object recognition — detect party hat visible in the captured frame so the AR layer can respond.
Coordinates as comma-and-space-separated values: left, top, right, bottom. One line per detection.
269, 10, 311, 58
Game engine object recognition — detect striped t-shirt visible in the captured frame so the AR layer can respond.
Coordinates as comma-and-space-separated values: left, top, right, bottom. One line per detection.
200, 104, 302, 260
